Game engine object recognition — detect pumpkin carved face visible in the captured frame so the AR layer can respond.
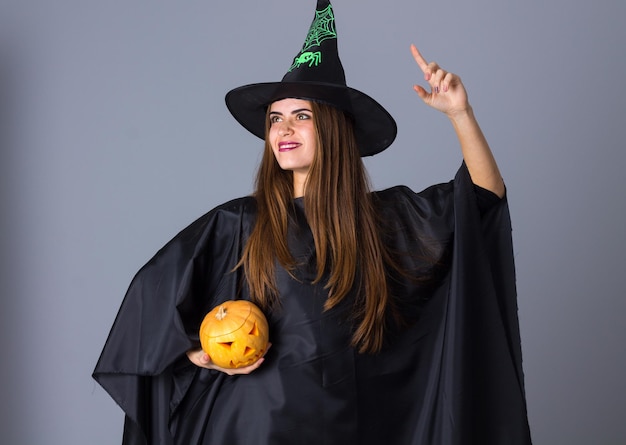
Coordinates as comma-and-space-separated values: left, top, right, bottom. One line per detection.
199, 300, 269, 369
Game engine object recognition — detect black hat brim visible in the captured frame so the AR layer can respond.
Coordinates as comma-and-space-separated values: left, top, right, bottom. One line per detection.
225, 81, 397, 157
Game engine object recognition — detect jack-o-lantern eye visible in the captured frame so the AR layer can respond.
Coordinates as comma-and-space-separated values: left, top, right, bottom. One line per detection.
199, 300, 270, 369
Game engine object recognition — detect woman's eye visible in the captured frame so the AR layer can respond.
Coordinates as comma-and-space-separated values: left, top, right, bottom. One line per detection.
270, 116, 281, 124
297, 113, 311, 120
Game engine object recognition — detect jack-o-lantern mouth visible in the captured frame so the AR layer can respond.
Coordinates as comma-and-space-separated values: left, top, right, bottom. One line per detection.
215, 342, 263, 357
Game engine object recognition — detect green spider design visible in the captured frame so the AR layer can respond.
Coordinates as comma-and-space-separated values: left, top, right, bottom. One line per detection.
288, 4, 336, 72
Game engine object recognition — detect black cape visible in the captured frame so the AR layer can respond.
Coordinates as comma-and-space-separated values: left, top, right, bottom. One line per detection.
93, 164, 532, 444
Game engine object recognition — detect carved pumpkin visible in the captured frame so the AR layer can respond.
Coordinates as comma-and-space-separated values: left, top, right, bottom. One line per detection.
199, 300, 269, 369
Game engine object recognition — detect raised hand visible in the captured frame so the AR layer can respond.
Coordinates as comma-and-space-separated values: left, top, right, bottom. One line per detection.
409, 44, 504, 197
411, 44, 469, 117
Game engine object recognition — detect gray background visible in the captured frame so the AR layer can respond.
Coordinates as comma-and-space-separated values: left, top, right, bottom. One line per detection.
1, 0, 624, 443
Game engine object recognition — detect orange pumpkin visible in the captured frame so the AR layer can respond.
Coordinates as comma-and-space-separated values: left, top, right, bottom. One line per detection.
199, 300, 269, 369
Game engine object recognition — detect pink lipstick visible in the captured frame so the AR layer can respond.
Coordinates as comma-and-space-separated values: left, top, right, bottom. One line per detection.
278, 142, 301, 152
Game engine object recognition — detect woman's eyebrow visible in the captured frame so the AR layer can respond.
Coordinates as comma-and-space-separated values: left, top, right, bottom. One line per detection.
269, 108, 312, 116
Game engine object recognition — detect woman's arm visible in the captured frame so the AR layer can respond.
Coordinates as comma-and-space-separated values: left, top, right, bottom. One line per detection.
411, 44, 505, 198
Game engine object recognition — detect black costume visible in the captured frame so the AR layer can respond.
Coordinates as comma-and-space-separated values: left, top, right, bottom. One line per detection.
95, 1, 532, 442
93, 164, 532, 444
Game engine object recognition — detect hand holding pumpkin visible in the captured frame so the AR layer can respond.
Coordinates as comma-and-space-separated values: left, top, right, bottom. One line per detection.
186, 347, 268, 375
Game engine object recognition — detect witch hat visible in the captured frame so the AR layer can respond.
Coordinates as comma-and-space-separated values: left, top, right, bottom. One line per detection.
225, 0, 396, 156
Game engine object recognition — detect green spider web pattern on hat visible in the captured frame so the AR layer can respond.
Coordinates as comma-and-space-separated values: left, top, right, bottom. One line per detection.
288, 2, 337, 72
281, 0, 346, 85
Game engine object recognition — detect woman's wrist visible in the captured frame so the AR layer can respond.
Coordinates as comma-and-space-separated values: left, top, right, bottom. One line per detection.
446, 104, 474, 125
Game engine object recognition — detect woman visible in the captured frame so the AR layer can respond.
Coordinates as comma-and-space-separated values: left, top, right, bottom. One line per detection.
94, 1, 531, 444
188, 43, 503, 370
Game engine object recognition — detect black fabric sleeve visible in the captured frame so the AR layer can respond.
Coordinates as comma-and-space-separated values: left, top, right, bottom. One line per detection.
473, 183, 504, 214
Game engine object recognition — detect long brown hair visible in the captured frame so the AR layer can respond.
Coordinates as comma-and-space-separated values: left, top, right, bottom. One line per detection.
238, 101, 392, 353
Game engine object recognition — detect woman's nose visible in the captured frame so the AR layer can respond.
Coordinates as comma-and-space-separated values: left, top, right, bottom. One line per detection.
278, 122, 293, 136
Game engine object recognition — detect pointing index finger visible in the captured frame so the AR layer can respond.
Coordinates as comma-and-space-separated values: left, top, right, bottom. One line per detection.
410, 44, 429, 73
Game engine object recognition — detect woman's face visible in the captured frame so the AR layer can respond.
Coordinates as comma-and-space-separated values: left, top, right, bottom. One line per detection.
268, 98, 318, 187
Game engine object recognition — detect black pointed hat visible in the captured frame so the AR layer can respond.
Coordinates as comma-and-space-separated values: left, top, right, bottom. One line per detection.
225, 0, 397, 157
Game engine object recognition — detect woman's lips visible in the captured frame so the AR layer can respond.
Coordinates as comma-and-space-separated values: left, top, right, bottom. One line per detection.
278, 141, 301, 152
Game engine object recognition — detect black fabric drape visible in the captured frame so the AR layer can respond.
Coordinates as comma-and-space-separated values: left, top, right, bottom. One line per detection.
93, 163, 532, 444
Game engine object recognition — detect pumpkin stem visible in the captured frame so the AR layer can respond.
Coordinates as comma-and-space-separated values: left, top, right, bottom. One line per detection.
215, 305, 227, 321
